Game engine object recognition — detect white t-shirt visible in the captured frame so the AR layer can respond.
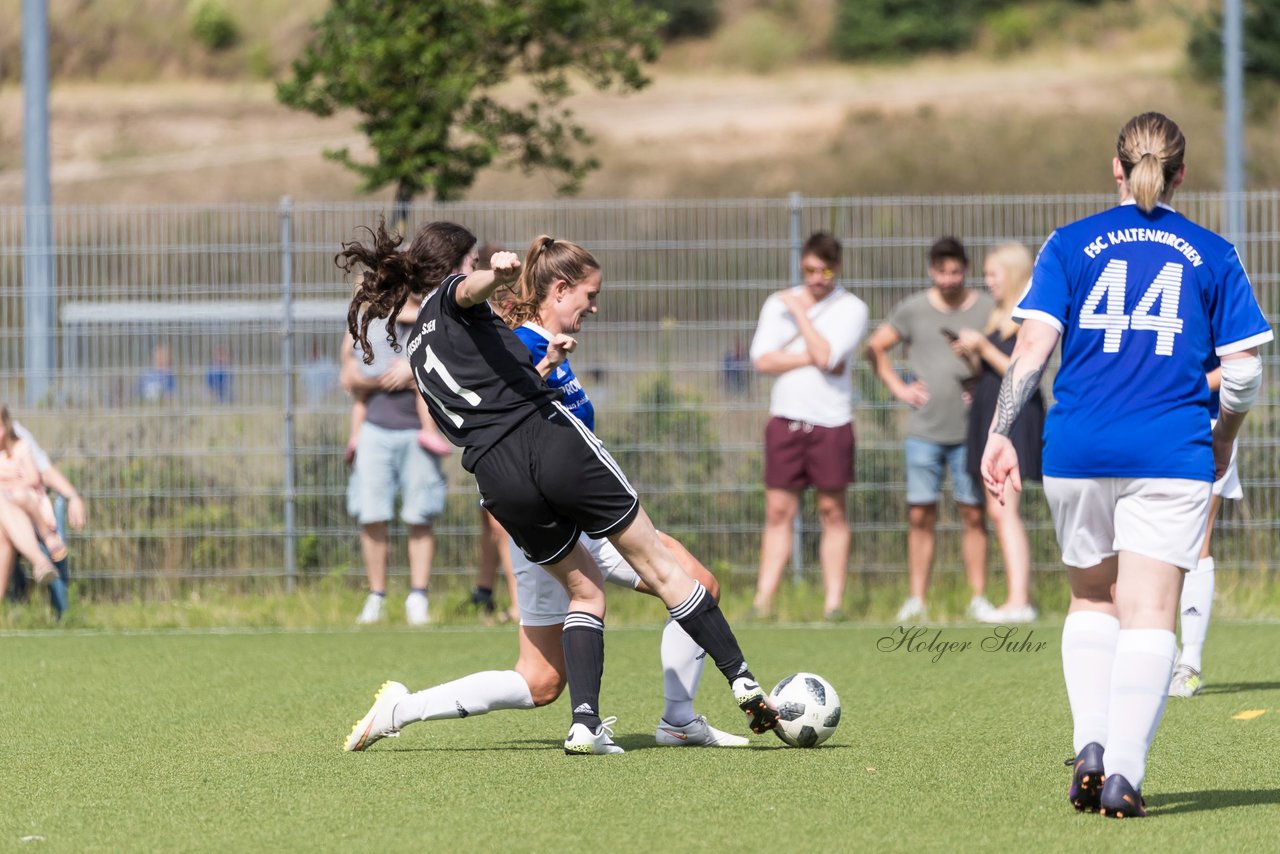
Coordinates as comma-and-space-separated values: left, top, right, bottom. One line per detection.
749, 286, 869, 427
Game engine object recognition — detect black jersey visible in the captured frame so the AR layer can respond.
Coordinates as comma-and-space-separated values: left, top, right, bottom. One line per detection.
405, 273, 560, 471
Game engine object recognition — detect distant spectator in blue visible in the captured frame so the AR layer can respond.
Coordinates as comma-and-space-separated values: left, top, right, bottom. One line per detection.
138, 344, 176, 402
722, 339, 751, 394
205, 346, 233, 403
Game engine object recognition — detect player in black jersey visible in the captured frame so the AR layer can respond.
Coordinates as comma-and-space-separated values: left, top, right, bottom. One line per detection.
338, 219, 778, 754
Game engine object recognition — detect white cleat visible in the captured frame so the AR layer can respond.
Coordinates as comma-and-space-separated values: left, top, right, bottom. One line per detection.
344, 681, 408, 752
655, 715, 750, 747
1168, 663, 1203, 698
356, 593, 385, 625
563, 716, 625, 755
405, 592, 430, 626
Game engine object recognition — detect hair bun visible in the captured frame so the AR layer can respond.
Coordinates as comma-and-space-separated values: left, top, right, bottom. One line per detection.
541, 237, 556, 249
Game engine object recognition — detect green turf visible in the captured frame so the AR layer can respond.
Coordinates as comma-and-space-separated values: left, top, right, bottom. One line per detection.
3, 622, 1279, 851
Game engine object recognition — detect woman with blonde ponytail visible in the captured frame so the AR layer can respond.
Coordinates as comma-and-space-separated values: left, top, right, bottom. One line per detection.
338, 221, 779, 757
980, 112, 1271, 818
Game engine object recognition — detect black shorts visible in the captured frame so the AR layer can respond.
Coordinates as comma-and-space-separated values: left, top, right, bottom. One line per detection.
473, 403, 640, 565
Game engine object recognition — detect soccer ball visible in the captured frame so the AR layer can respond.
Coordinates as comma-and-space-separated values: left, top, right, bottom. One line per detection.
770, 672, 841, 748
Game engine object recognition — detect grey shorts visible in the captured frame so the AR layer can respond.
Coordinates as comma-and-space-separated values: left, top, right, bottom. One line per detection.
349, 423, 447, 525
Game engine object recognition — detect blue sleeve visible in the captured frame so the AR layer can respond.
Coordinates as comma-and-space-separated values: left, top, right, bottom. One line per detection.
1209, 247, 1273, 355
1015, 231, 1071, 333
513, 326, 548, 366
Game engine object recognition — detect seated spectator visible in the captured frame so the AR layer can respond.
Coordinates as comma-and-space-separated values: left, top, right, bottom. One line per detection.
205, 346, 233, 403
139, 344, 176, 402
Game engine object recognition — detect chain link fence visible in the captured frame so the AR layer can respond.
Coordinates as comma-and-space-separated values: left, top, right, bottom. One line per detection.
1, 193, 1276, 584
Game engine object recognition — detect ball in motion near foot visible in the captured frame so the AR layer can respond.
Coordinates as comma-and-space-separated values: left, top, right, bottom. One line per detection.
770, 672, 841, 748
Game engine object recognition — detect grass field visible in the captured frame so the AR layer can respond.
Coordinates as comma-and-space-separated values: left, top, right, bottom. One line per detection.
4, 620, 1280, 851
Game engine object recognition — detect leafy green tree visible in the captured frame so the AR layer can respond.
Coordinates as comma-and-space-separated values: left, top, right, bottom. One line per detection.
278, 1, 662, 214
1188, 1, 1280, 87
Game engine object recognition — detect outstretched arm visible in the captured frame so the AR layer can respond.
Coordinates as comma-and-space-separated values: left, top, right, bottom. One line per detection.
980, 319, 1059, 502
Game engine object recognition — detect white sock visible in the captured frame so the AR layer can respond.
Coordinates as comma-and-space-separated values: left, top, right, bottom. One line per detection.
1177, 556, 1215, 671
660, 618, 706, 726
392, 670, 534, 729
1061, 610, 1119, 753
1105, 629, 1178, 788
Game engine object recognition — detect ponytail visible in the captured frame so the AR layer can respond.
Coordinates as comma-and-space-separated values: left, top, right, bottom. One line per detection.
1116, 112, 1186, 214
499, 235, 599, 330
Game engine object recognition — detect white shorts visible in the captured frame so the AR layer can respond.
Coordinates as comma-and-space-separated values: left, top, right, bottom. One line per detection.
1043, 477, 1212, 571
512, 535, 641, 627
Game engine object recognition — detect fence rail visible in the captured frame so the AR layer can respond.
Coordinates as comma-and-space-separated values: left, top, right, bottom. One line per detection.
2, 192, 1278, 584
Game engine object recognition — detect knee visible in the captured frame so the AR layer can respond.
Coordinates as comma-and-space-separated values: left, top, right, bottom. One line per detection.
763, 503, 795, 528
521, 667, 566, 707
907, 506, 936, 530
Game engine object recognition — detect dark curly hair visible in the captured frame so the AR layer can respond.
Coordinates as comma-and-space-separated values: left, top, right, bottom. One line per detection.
337, 219, 476, 364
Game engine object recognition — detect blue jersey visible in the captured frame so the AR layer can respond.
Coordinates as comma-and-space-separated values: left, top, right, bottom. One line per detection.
1015, 202, 1272, 482
513, 322, 596, 432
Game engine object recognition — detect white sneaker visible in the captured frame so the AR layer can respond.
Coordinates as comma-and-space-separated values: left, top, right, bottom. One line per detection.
655, 715, 750, 747
405, 592, 430, 626
343, 680, 408, 752
896, 596, 926, 622
356, 593, 385, 625
967, 595, 997, 621
564, 716, 625, 755
981, 604, 1038, 624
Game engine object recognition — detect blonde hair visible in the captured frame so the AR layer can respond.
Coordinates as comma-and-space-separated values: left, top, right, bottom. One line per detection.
984, 243, 1033, 341
499, 235, 600, 330
1116, 112, 1186, 213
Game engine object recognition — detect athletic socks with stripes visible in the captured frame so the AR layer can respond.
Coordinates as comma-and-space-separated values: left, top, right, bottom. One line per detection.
562, 610, 606, 730
668, 582, 754, 685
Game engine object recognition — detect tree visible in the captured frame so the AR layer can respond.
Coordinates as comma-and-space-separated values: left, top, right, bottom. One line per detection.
277, 1, 663, 216
1188, 1, 1280, 87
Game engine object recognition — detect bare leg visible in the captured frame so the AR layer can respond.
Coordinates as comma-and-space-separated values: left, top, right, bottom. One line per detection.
0, 529, 14, 600
907, 503, 937, 601
0, 502, 55, 580
959, 502, 988, 597
608, 507, 696, 607
360, 521, 388, 593
989, 486, 1031, 609
754, 488, 800, 615
514, 624, 569, 706
816, 489, 850, 615
407, 523, 433, 590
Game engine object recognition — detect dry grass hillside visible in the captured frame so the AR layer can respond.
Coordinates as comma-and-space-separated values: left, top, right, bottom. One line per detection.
0, 0, 1276, 205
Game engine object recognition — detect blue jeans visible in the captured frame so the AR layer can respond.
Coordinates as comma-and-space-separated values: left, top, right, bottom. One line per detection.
905, 437, 981, 506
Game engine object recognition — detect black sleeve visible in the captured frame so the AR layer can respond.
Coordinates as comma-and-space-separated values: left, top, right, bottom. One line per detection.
439, 273, 496, 323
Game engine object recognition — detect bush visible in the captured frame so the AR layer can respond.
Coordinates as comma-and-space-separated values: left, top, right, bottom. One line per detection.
639, 0, 720, 41
190, 1, 240, 52
1187, 1, 1280, 85
832, 0, 1121, 60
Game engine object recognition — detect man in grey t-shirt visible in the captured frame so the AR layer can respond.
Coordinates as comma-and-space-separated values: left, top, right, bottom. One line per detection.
866, 236, 995, 623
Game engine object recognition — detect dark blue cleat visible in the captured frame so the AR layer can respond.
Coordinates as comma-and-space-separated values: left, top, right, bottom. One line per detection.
1065, 742, 1106, 812
1099, 773, 1146, 819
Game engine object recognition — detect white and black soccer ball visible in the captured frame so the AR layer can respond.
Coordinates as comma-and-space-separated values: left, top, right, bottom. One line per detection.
770, 672, 841, 748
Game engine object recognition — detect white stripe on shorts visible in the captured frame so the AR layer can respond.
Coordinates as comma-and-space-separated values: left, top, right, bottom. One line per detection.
553, 401, 636, 498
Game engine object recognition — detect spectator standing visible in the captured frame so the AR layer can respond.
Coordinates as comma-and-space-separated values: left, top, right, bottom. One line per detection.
749, 232, 869, 620
340, 307, 448, 626
865, 236, 995, 622
956, 243, 1044, 623
138, 344, 176, 402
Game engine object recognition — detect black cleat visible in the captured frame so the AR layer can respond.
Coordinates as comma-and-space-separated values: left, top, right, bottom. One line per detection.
1065, 742, 1106, 812
1098, 774, 1146, 819
732, 677, 780, 735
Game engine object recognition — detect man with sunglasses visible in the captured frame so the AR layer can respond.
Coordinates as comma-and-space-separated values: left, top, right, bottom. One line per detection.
749, 232, 869, 621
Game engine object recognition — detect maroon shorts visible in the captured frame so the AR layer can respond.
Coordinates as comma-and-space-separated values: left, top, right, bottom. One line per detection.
763, 417, 855, 492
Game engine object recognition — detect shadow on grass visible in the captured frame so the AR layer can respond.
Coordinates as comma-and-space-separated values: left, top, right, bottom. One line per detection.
1147, 788, 1280, 815
1199, 681, 1280, 695
388, 739, 856, 753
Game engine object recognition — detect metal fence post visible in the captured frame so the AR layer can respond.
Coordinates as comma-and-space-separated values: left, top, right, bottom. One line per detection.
23, 0, 54, 407
788, 191, 804, 584
281, 196, 297, 591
